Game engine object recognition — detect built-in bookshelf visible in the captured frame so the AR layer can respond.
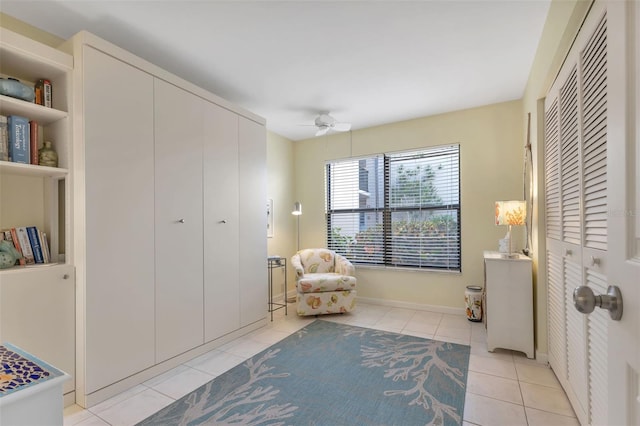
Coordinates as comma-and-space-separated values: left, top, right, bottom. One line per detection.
0, 27, 72, 270
0, 26, 76, 405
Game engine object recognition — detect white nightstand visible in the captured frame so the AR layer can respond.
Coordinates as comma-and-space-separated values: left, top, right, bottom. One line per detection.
483, 251, 534, 358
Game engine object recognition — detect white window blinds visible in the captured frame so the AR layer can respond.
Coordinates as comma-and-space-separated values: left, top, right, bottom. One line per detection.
326, 145, 460, 271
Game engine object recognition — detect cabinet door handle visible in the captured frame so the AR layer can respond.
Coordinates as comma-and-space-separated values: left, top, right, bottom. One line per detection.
178, 219, 185, 224
220, 220, 227, 224
590, 256, 600, 266
564, 249, 572, 256
63, 274, 69, 280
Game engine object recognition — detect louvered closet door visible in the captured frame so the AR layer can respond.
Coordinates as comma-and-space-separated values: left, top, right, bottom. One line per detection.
544, 96, 567, 381
580, 12, 608, 426
560, 62, 589, 420
544, 5, 608, 426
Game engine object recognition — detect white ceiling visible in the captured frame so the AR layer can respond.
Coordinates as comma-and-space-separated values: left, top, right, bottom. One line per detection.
2, 1, 551, 141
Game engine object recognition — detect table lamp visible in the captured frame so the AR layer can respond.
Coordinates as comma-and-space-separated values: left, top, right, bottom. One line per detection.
495, 200, 526, 258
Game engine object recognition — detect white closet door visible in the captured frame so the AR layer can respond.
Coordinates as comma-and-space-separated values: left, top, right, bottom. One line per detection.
203, 102, 240, 341
238, 116, 267, 327
558, 58, 589, 422
83, 46, 155, 393
580, 11, 609, 425
544, 3, 610, 424
154, 79, 204, 362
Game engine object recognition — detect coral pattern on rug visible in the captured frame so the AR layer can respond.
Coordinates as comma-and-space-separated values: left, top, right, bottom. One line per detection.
138, 320, 469, 426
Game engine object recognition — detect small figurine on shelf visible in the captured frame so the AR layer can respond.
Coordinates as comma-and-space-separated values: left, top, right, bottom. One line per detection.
0, 240, 22, 269
39, 140, 58, 167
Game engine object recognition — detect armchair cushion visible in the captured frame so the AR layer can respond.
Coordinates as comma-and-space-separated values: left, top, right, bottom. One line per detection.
293, 248, 336, 276
297, 273, 357, 293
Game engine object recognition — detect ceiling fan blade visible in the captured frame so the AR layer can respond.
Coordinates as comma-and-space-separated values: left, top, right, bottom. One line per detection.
333, 122, 352, 132
315, 126, 330, 136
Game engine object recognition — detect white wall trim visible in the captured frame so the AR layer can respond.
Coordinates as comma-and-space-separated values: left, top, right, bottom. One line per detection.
357, 296, 466, 316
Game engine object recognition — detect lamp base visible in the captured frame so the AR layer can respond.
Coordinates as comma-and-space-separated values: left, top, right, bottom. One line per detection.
501, 252, 520, 259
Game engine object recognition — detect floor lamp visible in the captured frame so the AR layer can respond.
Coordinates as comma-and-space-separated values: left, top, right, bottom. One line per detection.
291, 201, 302, 251
289, 202, 302, 303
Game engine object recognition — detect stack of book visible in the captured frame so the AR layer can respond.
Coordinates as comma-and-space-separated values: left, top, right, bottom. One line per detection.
0, 114, 39, 165
0, 226, 52, 267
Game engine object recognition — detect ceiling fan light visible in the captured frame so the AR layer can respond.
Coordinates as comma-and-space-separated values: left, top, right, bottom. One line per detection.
333, 122, 351, 132
315, 126, 330, 136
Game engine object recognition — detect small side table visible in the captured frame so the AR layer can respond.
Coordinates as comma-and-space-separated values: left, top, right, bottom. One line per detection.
0, 343, 70, 426
268, 257, 288, 321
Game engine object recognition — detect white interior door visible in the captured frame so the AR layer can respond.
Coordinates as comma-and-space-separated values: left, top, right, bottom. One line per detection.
606, 1, 640, 424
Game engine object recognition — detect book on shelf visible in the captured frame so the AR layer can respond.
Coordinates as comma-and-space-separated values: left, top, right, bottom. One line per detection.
2, 229, 13, 244
26, 226, 44, 264
0, 115, 8, 161
7, 115, 30, 164
9, 228, 25, 266
35, 79, 52, 108
39, 229, 50, 263
0, 227, 52, 267
29, 120, 39, 165
16, 227, 35, 265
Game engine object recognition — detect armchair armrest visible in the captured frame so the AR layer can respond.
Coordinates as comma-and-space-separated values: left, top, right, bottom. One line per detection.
334, 253, 355, 276
290, 253, 305, 278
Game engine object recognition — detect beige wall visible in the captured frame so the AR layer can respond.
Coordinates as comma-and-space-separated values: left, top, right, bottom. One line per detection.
522, 0, 592, 356
266, 131, 297, 298
292, 100, 524, 311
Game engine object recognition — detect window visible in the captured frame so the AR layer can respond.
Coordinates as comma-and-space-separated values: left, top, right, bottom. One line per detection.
326, 145, 460, 271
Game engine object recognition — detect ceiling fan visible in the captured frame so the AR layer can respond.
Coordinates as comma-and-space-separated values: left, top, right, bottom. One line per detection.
312, 113, 352, 136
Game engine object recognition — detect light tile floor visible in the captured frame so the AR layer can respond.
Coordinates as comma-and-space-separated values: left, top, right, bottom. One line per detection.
64, 302, 579, 426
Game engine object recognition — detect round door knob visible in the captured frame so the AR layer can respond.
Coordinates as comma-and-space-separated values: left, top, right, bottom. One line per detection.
573, 286, 596, 314
178, 219, 185, 223
590, 256, 600, 266
220, 220, 227, 224
573, 285, 623, 321
565, 249, 572, 256
63, 274, 69, 280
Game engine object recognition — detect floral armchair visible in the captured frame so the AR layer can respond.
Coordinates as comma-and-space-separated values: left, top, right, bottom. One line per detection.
290, 248, 357, 316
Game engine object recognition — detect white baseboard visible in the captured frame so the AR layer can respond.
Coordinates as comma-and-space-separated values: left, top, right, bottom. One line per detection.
287, 291, 465, 316
534, 351, 548, 365
356, 296, 466, 316
80, 319, 267, 408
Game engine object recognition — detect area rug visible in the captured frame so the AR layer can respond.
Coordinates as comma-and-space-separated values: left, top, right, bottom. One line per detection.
138, 320, 470, 426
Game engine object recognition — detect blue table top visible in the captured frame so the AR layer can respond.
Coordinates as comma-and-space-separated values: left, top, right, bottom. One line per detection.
0, 343, 65, 398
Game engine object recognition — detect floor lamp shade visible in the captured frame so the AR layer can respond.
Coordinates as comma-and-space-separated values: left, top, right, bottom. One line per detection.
292, 201, 302, 252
